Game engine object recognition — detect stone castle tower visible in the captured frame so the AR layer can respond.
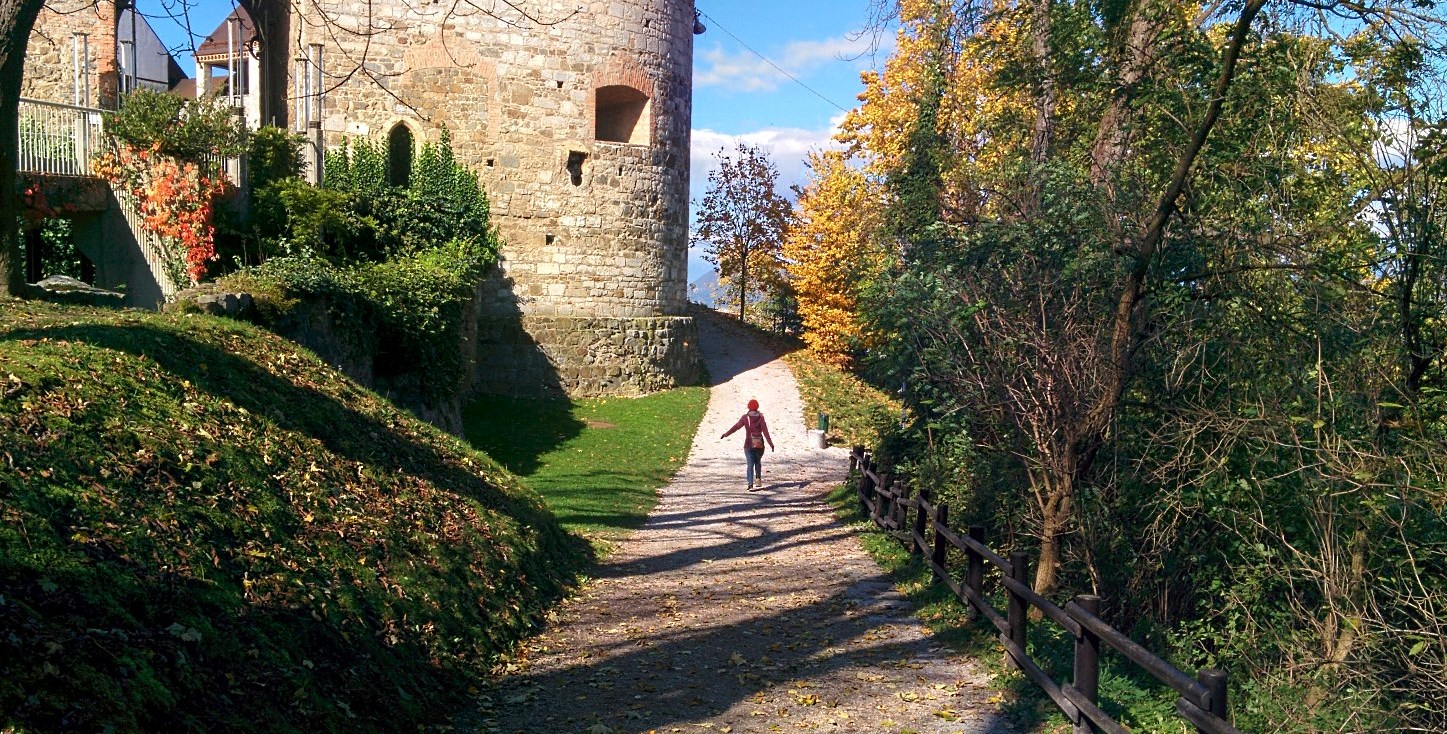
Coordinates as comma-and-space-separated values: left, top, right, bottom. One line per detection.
289, 0, 703, 396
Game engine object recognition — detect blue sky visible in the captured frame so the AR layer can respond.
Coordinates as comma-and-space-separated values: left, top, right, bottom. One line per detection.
688, 1, 890, 278
140, 0, 890, 280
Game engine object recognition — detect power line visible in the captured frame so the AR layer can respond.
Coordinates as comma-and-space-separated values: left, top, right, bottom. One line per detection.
696, 8, 850, 114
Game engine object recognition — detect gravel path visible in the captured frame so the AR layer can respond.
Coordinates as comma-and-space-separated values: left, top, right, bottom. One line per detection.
468, 313, 1012, 734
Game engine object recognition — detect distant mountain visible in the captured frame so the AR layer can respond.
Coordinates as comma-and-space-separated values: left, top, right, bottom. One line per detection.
688, 269, 722, 307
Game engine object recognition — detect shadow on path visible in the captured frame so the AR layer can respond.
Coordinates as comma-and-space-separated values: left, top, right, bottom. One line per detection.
693, 307, 800, 388
460, 304, 1012, 733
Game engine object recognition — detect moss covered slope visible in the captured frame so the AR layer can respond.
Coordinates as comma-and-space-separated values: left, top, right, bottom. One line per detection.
0, 301, 589, 733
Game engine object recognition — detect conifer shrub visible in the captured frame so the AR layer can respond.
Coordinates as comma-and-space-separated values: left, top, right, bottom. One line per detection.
320, 127, 493, 260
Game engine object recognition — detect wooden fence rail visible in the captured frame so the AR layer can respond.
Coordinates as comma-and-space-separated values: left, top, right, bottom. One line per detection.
849, 446, 1242, 734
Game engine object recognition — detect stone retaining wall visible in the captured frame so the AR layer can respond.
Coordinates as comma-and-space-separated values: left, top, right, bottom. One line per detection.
473, 315, 701, 398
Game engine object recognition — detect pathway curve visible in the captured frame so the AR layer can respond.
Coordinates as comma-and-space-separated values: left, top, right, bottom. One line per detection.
469, 313, 1011, 733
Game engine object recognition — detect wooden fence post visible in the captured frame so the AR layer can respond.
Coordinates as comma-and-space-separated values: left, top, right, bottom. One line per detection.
1072, 594, 1101, 734
885, 477, 897, 529
862, 457, 877, 518
1197, 669, 1228, 734
931, 502, 949, 584
1006, 551, 1030, 670
966, 525, 985, 620
912, 487, 931, 555
855, 451, 870, 515
892, 479, 908, 531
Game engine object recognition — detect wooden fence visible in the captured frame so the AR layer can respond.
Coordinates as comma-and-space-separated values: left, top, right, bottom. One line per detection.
849, 446, 1242, 734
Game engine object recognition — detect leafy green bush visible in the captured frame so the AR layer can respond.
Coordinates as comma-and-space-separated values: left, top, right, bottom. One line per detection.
32, 219, 85, 281
321, 127, 494, 258
250, 178, 361, 261
226, 238, 495, 401
223, 127, 327, 268
357, 239, 492, 383
247, 126, 307, 191
103, 89, 247, 161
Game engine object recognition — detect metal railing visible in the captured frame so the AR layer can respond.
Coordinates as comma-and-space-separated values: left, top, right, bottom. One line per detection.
18, 97, 246, 188
18, 97, 105, 177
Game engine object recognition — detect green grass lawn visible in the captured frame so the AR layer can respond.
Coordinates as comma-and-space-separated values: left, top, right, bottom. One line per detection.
462, 387, 710, 543
783, 351, 901, 448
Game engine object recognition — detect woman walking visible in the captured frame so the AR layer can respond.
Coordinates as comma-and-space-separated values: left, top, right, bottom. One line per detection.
721, 399, 774, 490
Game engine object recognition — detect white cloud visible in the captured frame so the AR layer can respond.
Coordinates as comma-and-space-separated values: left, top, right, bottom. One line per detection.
695, 32, 892, 93
685, 121, 849, 280
690, 121, 846, 198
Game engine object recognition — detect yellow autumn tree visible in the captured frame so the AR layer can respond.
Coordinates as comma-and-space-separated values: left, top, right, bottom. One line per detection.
784, 150, 886, 369
839, 0, 1035, 225
838, 0, 958, 177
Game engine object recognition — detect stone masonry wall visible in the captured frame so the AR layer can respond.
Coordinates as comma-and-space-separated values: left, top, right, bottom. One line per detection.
24, 0, 118, 108
472, 315, 701, 398
294, 0, 700, 395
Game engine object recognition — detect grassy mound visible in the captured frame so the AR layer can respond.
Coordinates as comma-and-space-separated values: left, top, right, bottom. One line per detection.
0, 301, 589, 733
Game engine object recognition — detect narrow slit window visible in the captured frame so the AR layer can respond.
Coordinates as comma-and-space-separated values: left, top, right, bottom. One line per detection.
567, 150, 587, 186
595, 85, 650, 145
388, 124, 414, 187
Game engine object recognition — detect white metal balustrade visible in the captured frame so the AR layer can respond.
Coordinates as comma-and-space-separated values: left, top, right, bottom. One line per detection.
17, 97, 245, 186
18, 97, 105, 177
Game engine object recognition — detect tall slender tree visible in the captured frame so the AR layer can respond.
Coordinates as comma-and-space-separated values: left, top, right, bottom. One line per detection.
785, 149, 886, 368
0, 0, 45, 297
694, 143, 793, 322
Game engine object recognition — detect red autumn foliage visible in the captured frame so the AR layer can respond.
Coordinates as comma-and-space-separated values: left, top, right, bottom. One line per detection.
93, 143, 230, 283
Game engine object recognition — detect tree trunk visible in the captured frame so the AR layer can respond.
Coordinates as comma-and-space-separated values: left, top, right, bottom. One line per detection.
738, 244, 748, 321
1088, 2, 1171, 189
1029, 2, 1266, 599
1023, 0, 1057, 217
1078, 1, 1266, 469
0, 0, 46, 298
1034, 473, 1074, 594
1028, 0, 1056, 168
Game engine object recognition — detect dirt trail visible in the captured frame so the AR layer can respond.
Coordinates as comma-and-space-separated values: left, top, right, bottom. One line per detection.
469, 313, 1011, 733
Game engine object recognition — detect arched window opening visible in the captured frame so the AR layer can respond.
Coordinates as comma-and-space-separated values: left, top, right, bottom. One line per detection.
388, 124, 414, 187
595, 85, 650, 145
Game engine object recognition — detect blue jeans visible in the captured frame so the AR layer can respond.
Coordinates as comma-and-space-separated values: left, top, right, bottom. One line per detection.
745, 447, 764, 486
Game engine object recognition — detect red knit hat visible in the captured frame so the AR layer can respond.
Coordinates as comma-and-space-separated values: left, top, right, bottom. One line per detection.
747, 399, 759, 410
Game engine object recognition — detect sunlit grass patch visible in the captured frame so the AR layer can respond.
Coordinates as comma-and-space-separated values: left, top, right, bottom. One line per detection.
464, 387, 710, 545
783, 351, 899, 449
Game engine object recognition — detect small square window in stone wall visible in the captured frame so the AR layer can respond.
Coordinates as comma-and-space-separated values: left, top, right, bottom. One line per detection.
595, 85, 650, 145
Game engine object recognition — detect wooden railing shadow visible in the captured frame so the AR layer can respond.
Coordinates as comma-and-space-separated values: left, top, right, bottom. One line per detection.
850, 446, 1242, 734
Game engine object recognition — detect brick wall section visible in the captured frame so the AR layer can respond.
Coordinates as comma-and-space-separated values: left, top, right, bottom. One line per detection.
24, 0, 119, 108
296, 0, 700, 396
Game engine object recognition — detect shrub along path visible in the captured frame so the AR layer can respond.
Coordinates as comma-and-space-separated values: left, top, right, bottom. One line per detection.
467, 312, 1011, 733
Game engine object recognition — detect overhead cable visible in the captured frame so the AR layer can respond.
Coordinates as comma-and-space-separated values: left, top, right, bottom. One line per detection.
696, 8, 850, 114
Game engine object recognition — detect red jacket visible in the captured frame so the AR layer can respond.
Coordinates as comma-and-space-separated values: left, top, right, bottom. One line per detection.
721, 410, 773, 450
